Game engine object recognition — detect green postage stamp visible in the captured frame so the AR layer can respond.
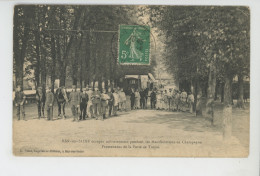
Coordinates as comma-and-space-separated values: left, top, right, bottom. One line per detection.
118, 25, 150, 65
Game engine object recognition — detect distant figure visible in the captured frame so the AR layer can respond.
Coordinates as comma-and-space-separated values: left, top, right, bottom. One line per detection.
36, 86, 46, 119
79, 87, 89, 120
134, 89, 140, 109
86, 86, 94, 118
167, 89, 173, 111
14, 85, 26, 121
113, 88, 119, 116
119, 88, 127, 111
174, 90, 181, 111
144, 88, 149, 109
150, 89, 157, 109
156, 90, 163, 110
100, 88, 109, 120
130, 88, 135, 110
107, 88, 114, 117
180, 89, 188, 111
92, 87, 101, 119
187, 92, 194, 113
55, 86, 68, 119
69, 85, 80, 121
163, 90, 168, 110
140, 89, 146, 109
45, 86, 54, 121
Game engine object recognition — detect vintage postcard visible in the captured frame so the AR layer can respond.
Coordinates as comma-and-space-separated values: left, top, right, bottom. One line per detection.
13, 5, 250, 157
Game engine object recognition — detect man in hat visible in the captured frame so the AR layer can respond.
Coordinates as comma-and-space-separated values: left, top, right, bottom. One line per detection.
134, 89, 140, 109
130, 88, 135, 110
139, 88, 145, 109
79, 87, 89, 120
100, 88, 109, 120
55, 86, 68, 119
163, 90, 168, 110
180, 89, 188, 111
14, 85, 26, 121
92, 87, 101, 119
187, 92, 194, 113
167, 88, 173, 111
36, 86, 45, 119
150, 89, 157, 109
86, 86, 94, 118
107, 87, 114, 117
69, 85, 80, 121
113, 88, 120, 116
45, 86, 54, 121
119, 88, 127, 111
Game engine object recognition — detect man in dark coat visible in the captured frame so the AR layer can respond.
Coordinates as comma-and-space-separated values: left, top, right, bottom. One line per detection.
139, 89, 145, 109
79, 87, 89, 120
45, 86, 55, 121
69, 85, 80, 121
55, 86, 68, 119
130, 88, 135, 110
144, 88, 149, 109
36, 86, 45, 119
150, 89, 157, 109
14, 85, 26, 120
107, 88, 114, 117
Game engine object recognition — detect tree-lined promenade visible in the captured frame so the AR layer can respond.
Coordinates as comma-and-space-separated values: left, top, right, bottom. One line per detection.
14, 5, 250, 139
14, 5, 156, 92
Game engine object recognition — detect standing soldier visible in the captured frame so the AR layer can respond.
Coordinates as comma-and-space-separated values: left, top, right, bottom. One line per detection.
14, 85, 26, 121
176, 90, 181, 111
119, 88, 127, 111
45, 86, 54, 121
36, 86, 45, 119
69, 85, 80, 122
156, 90, 163, 110
113, 88, 120, 116
187, 92, 195, 113
134, 89, 140, 109
180, 89, 188, 111
107, 87, 114, 117
140, 89, 145, 109
100, 88, 109, 120
130, 88, 135, 110
79, 87, 89, 120
167, 89, 173, 111
55, 86, 68, 119
92, 87, 101, 119
163, 90, 168, 110
150, 89, 157, 109
86, 86, 94, 118
117, 87, 122, 111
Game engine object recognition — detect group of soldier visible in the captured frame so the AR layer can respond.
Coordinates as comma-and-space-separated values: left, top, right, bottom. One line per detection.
130, 88, 195, 113
14, 84, 195, 121
14, 84, 127, 121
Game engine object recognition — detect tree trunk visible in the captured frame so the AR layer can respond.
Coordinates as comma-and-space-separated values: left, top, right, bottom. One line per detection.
105, 80, 108, 91
214, 80, 218, 101
195, 82, 203, 117
56, 35, 63, 87
60, 67, 66, 87
223, 74, 233, 141
206, 62, 216, 125
237, 74, 244, 108
50, 34, 56, 93
14, 6, 32, 90
98, 79, 102, 92
221, 82, 224, 103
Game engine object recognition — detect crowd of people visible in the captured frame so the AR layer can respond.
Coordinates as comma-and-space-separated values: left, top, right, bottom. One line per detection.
129, 88, 195, 114
13, 85, 195, 122
14, 85, 127, 121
